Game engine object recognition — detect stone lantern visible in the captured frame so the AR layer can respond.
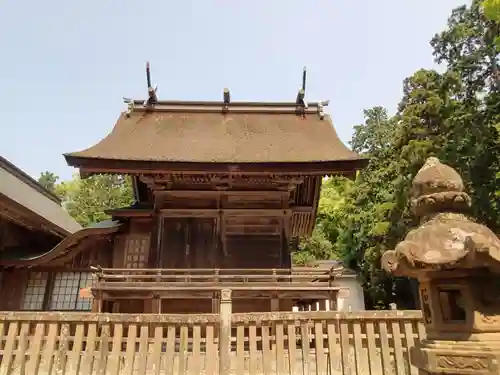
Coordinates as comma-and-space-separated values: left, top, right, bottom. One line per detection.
382, 157, 500, 374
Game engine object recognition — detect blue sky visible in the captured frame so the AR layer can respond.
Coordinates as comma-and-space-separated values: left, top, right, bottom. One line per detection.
0, 0, 470, 181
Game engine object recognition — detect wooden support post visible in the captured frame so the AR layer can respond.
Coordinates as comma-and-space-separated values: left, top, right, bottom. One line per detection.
219, 289, 232, 375
93, 292, 103, 313
329, 291, 337, 311
271, 298, 280, 312
152, 294, 161, 314
212, 292, 220, 314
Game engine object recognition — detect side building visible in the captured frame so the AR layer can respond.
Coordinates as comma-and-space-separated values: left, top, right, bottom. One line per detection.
0, 157, 81, 310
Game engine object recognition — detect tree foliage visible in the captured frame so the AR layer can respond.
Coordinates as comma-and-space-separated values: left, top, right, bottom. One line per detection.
39, 173, 133, 227
37, 171, 59, 193
294, 0, 499, 309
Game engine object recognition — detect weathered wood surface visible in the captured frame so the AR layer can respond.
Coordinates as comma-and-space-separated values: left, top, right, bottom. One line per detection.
0, 310, 423, 375
93, 267, 339, 301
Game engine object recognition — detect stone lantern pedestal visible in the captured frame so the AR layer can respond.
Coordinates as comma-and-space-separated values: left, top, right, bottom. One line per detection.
382, 157, 500, 375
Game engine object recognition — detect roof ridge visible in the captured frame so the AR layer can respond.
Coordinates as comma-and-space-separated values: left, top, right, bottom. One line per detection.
124, 99, 330, 118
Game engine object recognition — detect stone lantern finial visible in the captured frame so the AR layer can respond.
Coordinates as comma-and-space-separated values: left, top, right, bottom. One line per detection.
381, 157, 500, 375
410, 157, 471, 219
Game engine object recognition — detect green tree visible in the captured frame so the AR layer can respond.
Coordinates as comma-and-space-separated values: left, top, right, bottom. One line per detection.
327, 0, 499, 309
293, 177, 352, 265
351, 107, 393, 155
484, 0, 500, 21
335, 107, 402, 309
37, 171, 60, 193
483, 0, 500, 49
39, 172, 134, 227
58, 174, 133, 227
431, 0, 500, 230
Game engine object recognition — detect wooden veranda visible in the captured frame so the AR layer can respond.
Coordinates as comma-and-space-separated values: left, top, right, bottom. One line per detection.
90, 267, 341, 313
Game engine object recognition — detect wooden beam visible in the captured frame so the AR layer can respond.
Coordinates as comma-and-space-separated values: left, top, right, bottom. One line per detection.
76, 160, 366, 177
159, 209, 219, 218
159, 209, 293, 217
155, 190, 289, 198
100, 289, 336, 300
95, 283, 337, 291
292, 206, 313, 213
105, 209, 153, 217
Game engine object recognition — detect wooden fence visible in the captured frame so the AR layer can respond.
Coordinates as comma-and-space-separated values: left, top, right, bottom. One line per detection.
0, 309, 424, 375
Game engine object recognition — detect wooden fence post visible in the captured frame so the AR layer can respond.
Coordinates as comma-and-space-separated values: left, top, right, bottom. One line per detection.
219, 289, 232, 375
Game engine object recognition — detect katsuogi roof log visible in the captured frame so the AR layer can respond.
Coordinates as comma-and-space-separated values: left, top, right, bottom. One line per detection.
65, 100, 366, 175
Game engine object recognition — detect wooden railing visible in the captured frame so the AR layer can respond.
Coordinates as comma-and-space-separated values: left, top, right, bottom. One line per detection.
93, 267, 338, 293
0, 310, 424, 375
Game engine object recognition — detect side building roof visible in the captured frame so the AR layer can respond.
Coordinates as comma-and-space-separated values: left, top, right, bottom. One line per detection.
65, 100, 367, 175
0, 157, 82, 237
0, 220, 120, 268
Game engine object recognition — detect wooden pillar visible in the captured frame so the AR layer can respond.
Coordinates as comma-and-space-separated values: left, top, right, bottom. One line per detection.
112, 301, 120, 313
318, 299, 326, 311
212, 292, 220, 314
152, 295, 161, 314
219, 289, 232, 375
271, 298, 280, 312
92, 292, 103, 313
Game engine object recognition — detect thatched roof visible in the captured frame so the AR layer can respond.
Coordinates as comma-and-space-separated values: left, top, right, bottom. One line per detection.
65, 101, 366, 174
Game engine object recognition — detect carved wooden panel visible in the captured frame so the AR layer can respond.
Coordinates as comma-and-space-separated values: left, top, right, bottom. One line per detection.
124, 235, 150, 269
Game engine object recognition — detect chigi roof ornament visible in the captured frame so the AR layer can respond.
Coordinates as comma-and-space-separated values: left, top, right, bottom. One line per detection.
144, 61, 158, 107
296, 66, 308, 110
121, 63, 330, 120
123, 61, 158, 116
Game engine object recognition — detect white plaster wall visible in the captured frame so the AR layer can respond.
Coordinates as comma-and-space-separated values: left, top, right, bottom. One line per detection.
335, 277, 365, 312
291, 277, 365, 312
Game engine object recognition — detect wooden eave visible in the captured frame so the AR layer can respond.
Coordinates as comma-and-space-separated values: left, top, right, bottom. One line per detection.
68, 158, 367, 178
0, 166, 81, 237
0, 195, 65, 239
0, 157, 61, 204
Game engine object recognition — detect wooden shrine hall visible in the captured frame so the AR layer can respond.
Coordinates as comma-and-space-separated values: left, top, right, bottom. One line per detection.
0, 65, 367, 314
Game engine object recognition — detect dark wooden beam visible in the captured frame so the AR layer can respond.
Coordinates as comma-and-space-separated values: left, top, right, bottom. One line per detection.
155, 190, 290, 197
159, 209, 293, 217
